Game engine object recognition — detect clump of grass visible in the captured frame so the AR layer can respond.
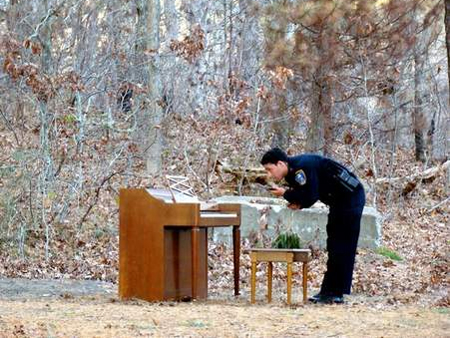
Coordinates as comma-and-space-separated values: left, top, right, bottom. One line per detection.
377, 246, 402, 261
434, 307, 449, 315
272, 231, 302, 249
185, 319, 208, 328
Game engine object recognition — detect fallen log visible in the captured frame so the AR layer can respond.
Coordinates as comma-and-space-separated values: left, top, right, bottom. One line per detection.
215, 160, 268, 184
375, 160, 449, 195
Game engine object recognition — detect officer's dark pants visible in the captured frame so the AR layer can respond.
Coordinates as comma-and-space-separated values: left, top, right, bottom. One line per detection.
320, 187, 365, 296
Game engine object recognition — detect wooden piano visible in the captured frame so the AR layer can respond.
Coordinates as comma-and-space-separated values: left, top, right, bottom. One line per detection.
119, 188, 241, 302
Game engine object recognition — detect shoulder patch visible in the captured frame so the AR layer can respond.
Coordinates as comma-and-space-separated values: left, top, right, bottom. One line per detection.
295, 169, 307, 185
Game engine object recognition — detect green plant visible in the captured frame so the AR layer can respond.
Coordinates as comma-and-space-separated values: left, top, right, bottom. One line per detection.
433, 308, 449, 315
185, 319, 208, 328
377, 246, 402, 261
272, 231, 302, 249
63, 114, 77, 124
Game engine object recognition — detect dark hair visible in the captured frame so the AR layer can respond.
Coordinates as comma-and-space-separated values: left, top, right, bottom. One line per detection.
260, 147, 288, 165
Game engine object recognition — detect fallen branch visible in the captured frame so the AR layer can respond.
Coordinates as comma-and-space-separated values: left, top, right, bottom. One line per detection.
427, 197, 450, 213
376, 160, 449, 185
375, 160, 449, 195
215, 160, 267, 184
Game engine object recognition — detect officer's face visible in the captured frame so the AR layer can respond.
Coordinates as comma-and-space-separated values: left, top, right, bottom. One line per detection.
263, 161, 288, 181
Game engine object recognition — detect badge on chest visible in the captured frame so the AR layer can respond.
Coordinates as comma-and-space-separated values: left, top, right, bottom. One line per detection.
295, 169, 307, 185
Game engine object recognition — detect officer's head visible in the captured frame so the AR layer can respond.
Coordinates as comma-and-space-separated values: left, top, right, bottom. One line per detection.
260, 148, 289, 181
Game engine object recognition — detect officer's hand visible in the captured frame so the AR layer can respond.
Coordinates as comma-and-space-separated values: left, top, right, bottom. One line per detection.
268, 186, 285, 197
287, 203, 301, 210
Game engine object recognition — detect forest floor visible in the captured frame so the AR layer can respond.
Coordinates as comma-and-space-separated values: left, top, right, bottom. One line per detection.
0, 277, 448, 338
1, 115, 449, 337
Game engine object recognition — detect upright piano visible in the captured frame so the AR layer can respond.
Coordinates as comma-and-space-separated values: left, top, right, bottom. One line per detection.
119, 188, 241, 302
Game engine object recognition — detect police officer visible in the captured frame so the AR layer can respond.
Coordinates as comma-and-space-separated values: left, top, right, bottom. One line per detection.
260, 148, 365, 304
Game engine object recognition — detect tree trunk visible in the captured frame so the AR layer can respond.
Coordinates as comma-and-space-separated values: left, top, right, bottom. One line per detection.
305, 27, 334, 156
146, 0, 163, 174
237, 0, 258, 83
446, 0, 450, 108
41, 0, 53, 74
269, 89, 288, 149
135, 0, 163, 174
39, 0, 54, 259
413, 50, 427, 163
136, 0, 149, 82
263, 2, 290, 149
306, 74, 333, 155
445, 0, 450, 193
6, 0, 20, 32
412, 7, 435, 163
164, 0, 179, 41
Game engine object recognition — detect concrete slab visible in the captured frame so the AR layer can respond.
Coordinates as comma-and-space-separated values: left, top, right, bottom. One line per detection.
210, 196, 382, 249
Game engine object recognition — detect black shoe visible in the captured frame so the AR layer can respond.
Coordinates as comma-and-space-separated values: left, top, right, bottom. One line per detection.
308, 293, 322, 302
317, 295, 344, 304
309, 294, 344, 304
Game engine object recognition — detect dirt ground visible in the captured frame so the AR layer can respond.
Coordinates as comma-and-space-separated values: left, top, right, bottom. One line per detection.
0, 279, 448, 338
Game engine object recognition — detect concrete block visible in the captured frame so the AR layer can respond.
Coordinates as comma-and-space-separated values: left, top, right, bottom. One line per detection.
210, 196, 382, 249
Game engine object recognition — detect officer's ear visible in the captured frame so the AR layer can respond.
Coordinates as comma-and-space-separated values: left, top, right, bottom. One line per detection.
277, 160, 288, 172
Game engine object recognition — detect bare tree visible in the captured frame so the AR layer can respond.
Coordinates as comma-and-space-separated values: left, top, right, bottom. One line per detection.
446, 0, 450, 107
412, 3, 443, 162
136, 0, 163, 174
263, 1, 291, 149
147, 0, 163, 174
36, 0, 56, 259
236, 0, 260, 83
164, 0, 179, 41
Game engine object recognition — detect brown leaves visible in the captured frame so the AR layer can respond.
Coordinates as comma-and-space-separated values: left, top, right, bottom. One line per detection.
216, 92, 253, 126
0, 232, 118, 282
429, 252, 448, 286
256, 85, 270, 100
170, 24, 205, 63
23, 66, 54, 102
343, 131, 354, 145
0, 36, 21, 56
2, 36, 85, 101
13, 324, 26, 337
266, 66, 293, 90
3, 55, 19, 79
402, 181, 417, 196
54, 71, 85, 92
435, 295, 450, 307
23, 39, 42, 55
365, 168, 374, 177
3, 55, 54, 101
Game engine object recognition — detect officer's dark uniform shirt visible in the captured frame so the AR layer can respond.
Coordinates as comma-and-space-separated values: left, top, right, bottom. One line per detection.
283, 154, 364, 208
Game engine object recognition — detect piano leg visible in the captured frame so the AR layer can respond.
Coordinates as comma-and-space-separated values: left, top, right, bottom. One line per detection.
233, 226, 241, 296
191, 227, 200, 299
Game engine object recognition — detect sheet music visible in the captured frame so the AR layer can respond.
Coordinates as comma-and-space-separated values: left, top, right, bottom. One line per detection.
146, 189, 237, 217
146, 188, 200, 203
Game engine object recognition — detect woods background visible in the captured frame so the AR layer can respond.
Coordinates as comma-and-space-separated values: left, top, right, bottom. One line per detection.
0, 0, 448, 301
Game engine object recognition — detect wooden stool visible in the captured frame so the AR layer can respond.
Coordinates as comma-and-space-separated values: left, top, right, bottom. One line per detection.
249, 248, 311, 305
